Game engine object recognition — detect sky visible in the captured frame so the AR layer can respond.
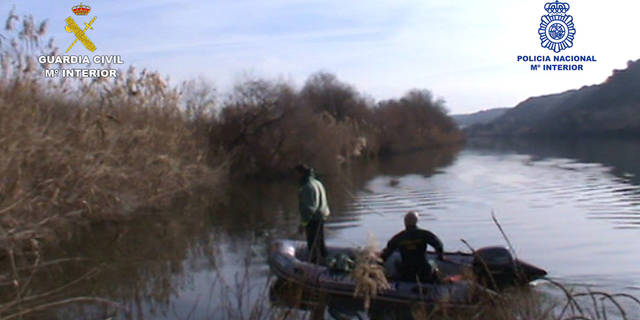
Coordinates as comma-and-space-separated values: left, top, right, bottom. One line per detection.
2, 0, 639, 114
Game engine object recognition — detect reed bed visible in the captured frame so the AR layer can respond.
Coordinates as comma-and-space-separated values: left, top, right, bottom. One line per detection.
0, 10, 224, 253
0, 10, 226, 319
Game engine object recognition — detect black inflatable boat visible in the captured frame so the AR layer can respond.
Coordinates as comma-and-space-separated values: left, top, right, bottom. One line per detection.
268, 240, 547, 305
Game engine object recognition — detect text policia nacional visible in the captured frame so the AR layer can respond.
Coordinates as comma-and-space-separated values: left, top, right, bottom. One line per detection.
517, 55, 597, 71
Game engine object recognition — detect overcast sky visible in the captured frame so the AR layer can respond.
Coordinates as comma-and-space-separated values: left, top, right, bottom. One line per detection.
2, 0, 639, 114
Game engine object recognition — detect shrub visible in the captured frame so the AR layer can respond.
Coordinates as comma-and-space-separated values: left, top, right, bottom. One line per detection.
375, 90, 462, 154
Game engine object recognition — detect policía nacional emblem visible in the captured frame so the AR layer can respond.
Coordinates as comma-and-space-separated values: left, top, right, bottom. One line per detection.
538, 0, 575, 53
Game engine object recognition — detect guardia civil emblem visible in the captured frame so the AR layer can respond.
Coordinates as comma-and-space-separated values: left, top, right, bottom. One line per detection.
538, 0, 575, 53
65, 3, 97, 53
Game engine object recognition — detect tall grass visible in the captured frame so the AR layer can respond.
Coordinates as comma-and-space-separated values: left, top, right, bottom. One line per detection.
0, 11, 227, 318
0, 11, 225, 251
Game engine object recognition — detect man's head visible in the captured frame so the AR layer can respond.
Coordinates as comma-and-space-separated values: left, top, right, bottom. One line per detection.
294, 164, 312, 180
404, 211, 419, 228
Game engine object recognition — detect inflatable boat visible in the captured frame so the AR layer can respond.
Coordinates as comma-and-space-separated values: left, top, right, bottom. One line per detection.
268, 240, 547, 305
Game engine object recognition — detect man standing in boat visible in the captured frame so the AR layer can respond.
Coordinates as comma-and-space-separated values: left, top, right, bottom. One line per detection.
295, 164, 330, 264
381, 211, 444, 282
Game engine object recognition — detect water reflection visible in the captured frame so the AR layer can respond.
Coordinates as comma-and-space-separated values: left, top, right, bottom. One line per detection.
468, 137, 640, 185
466, 138, 640, 229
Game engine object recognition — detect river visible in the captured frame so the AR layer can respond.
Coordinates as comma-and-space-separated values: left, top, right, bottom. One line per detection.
42, 138, 640, 319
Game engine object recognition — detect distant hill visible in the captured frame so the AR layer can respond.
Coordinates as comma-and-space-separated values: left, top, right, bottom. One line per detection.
452, 108, 510, 128
467, 59, 640, 137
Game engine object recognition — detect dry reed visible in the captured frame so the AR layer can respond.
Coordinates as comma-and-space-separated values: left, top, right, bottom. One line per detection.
351, 236, 391, 311
0, 11, 226, 254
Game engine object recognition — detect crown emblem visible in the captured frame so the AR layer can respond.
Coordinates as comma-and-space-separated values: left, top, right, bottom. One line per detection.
544, 0, 570, 15
72, 3, 91, 16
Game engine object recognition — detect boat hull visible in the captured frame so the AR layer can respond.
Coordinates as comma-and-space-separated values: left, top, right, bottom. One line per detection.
268, 240, 546, 305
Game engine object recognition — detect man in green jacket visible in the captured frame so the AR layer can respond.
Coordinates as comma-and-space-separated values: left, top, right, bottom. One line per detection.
295, 164, 330, 264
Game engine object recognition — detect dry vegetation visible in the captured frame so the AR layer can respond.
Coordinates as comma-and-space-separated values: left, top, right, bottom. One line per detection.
352, 237, 390, 311
0, 11, 224, 254
0, 11, 227, 318
214, 73, 463, 178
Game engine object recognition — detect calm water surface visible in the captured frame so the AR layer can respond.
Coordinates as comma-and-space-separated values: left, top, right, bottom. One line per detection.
51, 138, 640, 319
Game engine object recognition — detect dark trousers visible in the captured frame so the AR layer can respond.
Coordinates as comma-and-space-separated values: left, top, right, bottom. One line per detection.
398, 262, 433, 282
305, 219, 327, 264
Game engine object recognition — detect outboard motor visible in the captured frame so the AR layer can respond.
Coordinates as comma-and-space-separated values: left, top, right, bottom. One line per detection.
472, 246, 521, 290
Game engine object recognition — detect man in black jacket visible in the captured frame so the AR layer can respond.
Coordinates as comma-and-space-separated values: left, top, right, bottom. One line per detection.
380, 211, 444, 282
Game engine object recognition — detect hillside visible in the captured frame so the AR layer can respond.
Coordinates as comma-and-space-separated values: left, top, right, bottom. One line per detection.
452, 108, 510, 128
468, 59, 640, 136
